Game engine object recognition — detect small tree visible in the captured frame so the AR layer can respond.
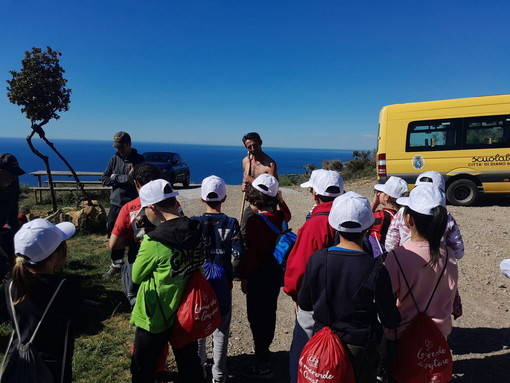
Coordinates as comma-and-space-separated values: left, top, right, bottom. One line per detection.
343, 150, 376, 179
303, 162, 317, 175
7, 46, 92, 211
322, 159, 343, 171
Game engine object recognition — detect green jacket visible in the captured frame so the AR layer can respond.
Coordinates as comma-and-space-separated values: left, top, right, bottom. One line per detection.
130, 217, 204, 333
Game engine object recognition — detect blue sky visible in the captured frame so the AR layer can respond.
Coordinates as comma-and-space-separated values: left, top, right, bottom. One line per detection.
1, 0, 510, 149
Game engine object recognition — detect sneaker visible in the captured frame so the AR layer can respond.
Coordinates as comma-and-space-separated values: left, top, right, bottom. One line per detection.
241, 362, 273, 380
102, 267, 121, 278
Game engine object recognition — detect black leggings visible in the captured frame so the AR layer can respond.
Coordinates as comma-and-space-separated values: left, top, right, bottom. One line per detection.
131, 327, 205, 383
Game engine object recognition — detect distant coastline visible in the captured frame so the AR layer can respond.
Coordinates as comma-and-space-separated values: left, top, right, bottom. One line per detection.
0, 137, 357, 185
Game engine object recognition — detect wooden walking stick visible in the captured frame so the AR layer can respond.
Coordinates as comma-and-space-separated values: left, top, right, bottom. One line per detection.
239, 151, 252, 222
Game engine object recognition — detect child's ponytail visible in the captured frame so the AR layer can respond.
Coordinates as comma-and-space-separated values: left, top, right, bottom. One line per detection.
404, 205, 448, 266
427, 205, 448, 266
11, 256, 36, 304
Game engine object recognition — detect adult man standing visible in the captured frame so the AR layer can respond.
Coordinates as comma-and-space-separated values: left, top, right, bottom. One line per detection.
283, 169, 344, 383
240, 132, 278, 234
101, 131, 144, 277
0, 153, 25, 278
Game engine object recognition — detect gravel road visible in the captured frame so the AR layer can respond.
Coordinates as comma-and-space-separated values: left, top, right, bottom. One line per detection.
172, 178, 510, 383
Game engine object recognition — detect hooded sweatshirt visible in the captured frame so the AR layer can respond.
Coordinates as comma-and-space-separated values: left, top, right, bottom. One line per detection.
130, 216, 204, 333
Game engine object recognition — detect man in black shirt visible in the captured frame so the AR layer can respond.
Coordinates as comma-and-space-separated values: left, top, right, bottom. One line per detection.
298, 191, 400, 383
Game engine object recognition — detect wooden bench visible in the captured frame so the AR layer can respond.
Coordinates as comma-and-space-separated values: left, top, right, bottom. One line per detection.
29, 185, 111, 203
44, 180, 104, 185
29, 171, 109, 203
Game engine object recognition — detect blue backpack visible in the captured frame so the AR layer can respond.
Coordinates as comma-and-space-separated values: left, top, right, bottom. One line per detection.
203, 261, 231, 316
200, 216, 234, 316
256, 213, 297, 269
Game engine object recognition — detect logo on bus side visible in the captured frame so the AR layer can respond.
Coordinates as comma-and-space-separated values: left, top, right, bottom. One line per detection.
412, 155, 425, 170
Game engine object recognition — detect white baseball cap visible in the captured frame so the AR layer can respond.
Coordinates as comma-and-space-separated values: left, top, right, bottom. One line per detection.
396, 183, 446, 216
252, 174, 279, 197
201, 175, 226, 201
415, 171, 446, 192
300, 169, 320, 188
374, 176, 408, 199
302, 169, 344, 197
139, 179, 179, 208
14, 218, 76, 264
328, 191, 375, 233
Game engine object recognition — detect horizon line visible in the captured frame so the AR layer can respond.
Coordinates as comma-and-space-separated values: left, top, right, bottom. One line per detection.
0, 136, 374, 152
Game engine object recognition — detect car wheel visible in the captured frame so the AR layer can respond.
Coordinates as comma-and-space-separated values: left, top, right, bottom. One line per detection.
182, 173, 190, 188
446, 179, 479, 206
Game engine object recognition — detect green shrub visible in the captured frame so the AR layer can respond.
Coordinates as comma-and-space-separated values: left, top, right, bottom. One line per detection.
279, 173, 309, 186
280, 150, 376, 185
322, 159, 343, 171
342, 150, 376, 180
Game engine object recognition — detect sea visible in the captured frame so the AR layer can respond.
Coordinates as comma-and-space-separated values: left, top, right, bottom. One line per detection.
0, 137, 356, 186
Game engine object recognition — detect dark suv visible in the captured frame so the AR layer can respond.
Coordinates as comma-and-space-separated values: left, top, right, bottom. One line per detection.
142, 152, 191, 187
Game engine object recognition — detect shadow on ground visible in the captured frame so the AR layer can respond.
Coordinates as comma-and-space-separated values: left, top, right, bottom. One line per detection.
164, 351, 290, 383
450, 327, 510, 382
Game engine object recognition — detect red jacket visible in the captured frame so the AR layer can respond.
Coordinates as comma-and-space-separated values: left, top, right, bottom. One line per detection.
283, 202, 336, 301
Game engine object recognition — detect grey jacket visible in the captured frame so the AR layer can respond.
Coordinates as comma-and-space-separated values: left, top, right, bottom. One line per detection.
101, 148, 144, 206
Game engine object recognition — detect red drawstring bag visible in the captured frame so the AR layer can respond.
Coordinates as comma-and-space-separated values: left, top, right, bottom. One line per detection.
298, 327, 355, 383
390, 250, 453, 383
391, 313, 453, 383
169, 270, 221, 349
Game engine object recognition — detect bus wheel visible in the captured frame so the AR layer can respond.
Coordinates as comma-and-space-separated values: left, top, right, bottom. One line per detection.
446, 179, 479, 206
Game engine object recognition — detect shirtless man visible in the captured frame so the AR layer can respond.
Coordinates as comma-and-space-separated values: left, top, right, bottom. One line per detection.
241, 132, 278, 190
240, 132, 278, 236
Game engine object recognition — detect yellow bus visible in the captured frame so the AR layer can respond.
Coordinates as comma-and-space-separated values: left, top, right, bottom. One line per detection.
377, 94, 510, 206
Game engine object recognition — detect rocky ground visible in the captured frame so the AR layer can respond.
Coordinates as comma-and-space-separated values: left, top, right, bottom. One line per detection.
171, 178, 510, 382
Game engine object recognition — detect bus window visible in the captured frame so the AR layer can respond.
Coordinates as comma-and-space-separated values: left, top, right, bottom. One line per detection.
407, 119, 460, 151
464, 115, 510, 149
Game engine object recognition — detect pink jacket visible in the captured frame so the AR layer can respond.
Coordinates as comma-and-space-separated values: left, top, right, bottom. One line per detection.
383, 241, 458, 340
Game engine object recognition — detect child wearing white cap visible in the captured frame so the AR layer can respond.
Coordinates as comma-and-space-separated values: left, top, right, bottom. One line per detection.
298, 192, 400, 383
193, 175, 245, 383
285, 169, 344, 383
130, 179, 206, 383
384, 171, 464, 260
383, 184, 458, 379
4, 218, 85, 383
370, 176, 408, 247
236, 174, 291, 379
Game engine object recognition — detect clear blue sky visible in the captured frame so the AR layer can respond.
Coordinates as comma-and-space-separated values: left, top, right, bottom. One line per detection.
1, 0, 510, 150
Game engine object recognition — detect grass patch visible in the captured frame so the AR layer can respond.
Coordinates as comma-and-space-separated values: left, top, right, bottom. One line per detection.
73, 314, 133, 383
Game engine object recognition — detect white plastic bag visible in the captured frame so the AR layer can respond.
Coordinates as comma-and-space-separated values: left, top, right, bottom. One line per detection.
500, 259, 510, 278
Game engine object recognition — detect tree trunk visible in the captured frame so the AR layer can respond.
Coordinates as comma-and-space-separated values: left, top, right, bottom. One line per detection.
26, 129, 58, 212
32, 123, 94, 206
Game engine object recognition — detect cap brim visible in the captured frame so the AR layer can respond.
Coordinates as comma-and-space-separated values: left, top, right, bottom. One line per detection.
374, 184, 385, 193
300, 181, 313, 188
55, 222, 76, 240
396, 196, 410, 206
